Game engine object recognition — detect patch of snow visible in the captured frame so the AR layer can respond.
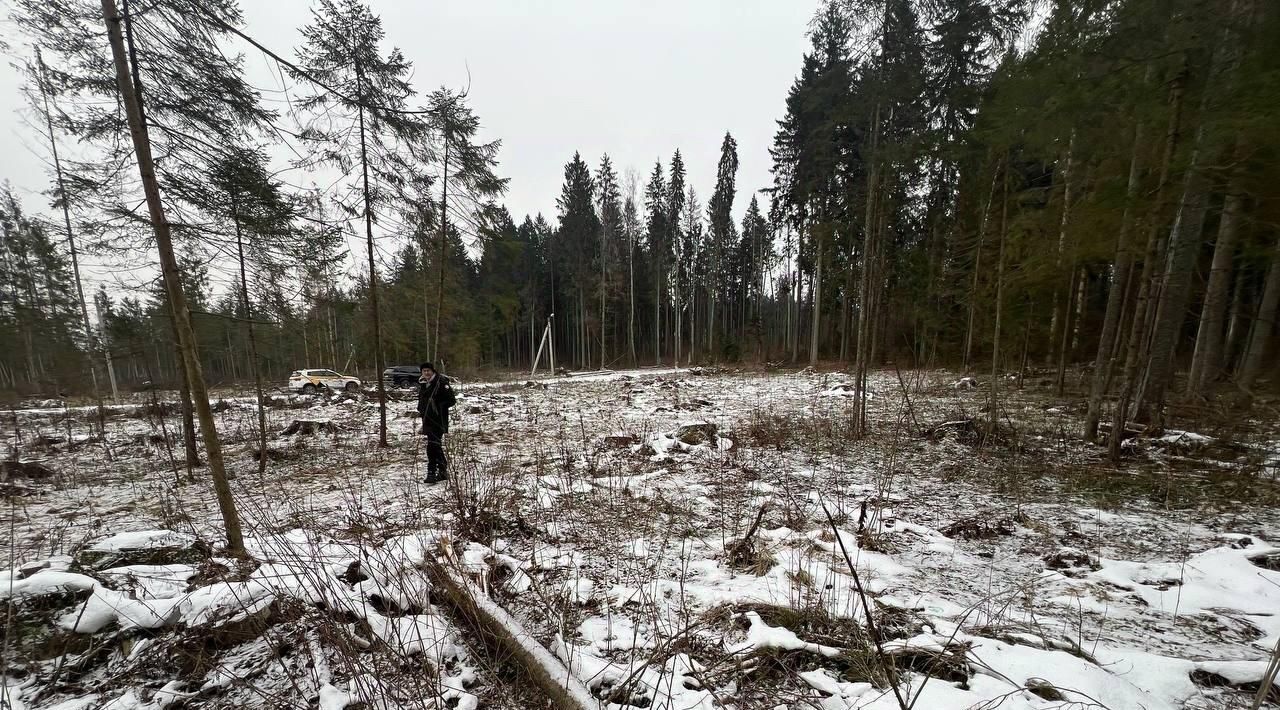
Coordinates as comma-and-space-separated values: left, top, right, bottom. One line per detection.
731, 610, 842, 657
1, 569, 98, 600
563, 577, 595, 604
86, 530, 196, 552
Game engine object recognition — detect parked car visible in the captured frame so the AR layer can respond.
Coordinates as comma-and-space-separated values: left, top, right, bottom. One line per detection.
288, 369, 362, 394
382, 365, 422, 388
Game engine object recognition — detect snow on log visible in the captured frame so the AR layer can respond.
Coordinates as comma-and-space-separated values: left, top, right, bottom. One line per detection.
421, 557, 599, 710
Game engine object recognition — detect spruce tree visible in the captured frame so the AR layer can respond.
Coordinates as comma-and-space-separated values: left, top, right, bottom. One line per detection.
706, 132, 739, 360
556, 152, 600, 368
644, 161, 669, 363
595, 155, 622, 368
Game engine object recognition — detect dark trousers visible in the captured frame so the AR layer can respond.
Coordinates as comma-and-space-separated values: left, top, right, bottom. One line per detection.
422, 424, 448, 476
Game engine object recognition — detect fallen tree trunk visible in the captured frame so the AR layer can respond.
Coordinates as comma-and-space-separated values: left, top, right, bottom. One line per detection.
422, 556, 598, 710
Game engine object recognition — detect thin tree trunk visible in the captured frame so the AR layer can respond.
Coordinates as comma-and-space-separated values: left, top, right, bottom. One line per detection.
232, 194, 269, 475
988, 157, 1010, 441
690, 284, 698, 364
870, 182, 889, 369
435, 131, 450, 364
94, 295, 120, 401
855, 110, 881, 435
1139, 124, 1211, 425
420, 231, 432, 357
783, 228, 793, 361
1055, 265, 1080, 395
840, 272, 851, 364
1110, 59, 1187, 460
1224, 267, 1248, 372
1019, 302, 1032, 389
226, 328, 236, 382
810, 231, 823, 367
329, 299, 339, 366
1187, 159, 1244, 394
37, 48, 110, 454
301, 295, 311, 364
964, 166, 999, 371
102, 0, 242, 551
674, 268, 682, 367
1049, 131, 1077, 362
655, 275, 662, 365
1084, 123, 1144, 442
354, 68, 388, 448
600, 221, 606, 370
791, 221, 803, 363
708, 274, 716, 362
628, 231, 636, 366
1238, 241, 1280, 391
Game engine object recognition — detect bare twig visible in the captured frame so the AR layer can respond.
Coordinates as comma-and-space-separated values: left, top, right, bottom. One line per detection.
820, 499, 911, 710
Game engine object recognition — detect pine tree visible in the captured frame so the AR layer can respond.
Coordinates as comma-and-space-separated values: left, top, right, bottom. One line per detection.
208, 148, 295, 474
425, 87, 507, 363
296, 0, 428, 447
97, 0, 247, 551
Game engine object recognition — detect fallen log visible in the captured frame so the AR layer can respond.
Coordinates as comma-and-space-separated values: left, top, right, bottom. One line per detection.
422, 555, 597, 710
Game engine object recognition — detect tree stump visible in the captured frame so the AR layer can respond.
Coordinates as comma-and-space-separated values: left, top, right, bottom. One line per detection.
280, 419, 338, 436
2, 460, 58, 480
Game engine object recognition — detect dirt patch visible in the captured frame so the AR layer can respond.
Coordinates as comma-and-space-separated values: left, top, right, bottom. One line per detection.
1042, 547, 1101, 577
942, 511, 1030, 540
1248, 551, 1280, 571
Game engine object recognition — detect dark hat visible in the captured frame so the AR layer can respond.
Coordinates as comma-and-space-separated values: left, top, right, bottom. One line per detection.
420, 362, 435, 371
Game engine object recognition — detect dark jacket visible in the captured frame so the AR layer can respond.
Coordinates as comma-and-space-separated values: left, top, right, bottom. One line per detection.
417, 375, 456, 432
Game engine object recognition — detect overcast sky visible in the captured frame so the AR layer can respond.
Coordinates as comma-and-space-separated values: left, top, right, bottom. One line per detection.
0, 0, 815, 294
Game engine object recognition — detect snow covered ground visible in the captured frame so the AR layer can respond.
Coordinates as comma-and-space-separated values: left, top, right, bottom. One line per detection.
3, 367, 1278, 709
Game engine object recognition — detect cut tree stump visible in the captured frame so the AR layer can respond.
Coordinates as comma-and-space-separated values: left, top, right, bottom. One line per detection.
675, 422, 718, 445
725, 502, 770, 570
280, 419, 339, 436
2, 459, 58, 480
603, 434, 638, 448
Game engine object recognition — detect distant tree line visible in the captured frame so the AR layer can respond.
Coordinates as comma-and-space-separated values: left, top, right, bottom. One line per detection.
4, 0, 1278, 442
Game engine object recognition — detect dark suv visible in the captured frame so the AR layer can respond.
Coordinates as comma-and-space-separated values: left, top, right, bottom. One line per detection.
382, 365, 422, 388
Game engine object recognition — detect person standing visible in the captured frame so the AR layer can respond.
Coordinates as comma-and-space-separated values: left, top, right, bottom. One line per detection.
416, 362, 455, 483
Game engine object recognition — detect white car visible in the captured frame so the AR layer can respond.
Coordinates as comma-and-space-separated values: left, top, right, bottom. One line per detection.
288, 369, 362, 394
